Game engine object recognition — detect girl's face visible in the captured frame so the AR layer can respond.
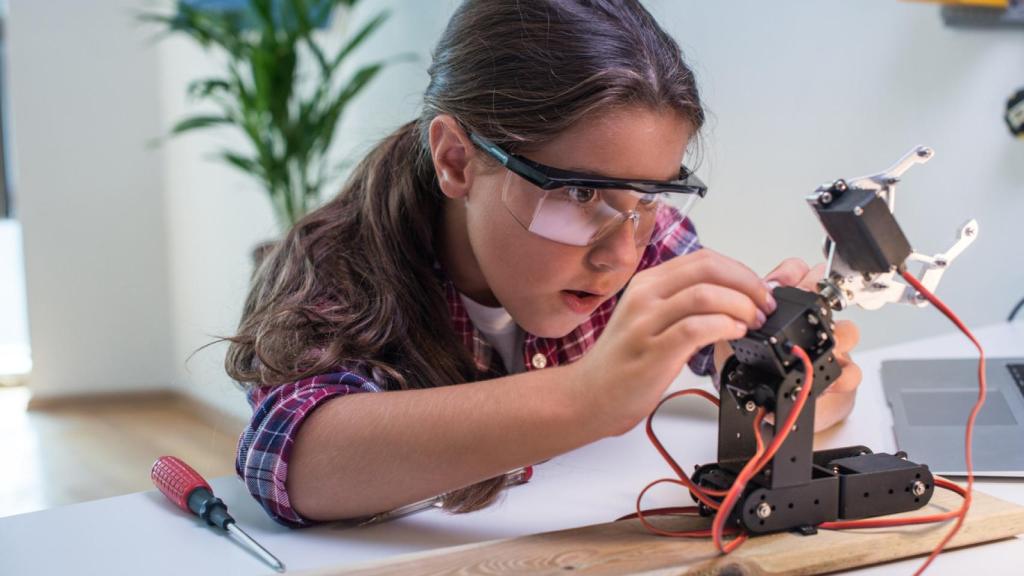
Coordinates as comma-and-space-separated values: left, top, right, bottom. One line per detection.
435, 107, 692, 339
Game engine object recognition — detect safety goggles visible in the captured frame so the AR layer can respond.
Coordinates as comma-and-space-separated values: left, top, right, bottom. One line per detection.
469, 132, 707, 247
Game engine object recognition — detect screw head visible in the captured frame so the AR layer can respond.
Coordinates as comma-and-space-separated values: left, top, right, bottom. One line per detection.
912, 480, 927, 497
833, 179, 848, 192
820, 191, 834, 205
769, 336, 779, 345
745, 400, 757, 413
756, 502, 772, 519
853, 206, 864, 216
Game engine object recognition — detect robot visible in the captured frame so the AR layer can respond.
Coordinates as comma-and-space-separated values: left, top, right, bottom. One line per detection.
691, 146, 978, 534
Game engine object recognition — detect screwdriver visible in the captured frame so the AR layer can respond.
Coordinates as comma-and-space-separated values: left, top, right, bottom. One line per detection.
151, 455, 286, 573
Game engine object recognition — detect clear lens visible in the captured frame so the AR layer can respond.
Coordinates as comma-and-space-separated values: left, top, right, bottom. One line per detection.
649, 191, 700, 244
500, 172, 686, 246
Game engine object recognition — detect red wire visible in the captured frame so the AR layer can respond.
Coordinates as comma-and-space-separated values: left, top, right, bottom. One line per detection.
711, 346, 815, 552
895, 270, 985, 575
643, 389, 729, 510
819, 478, 966, 529
629, 276, 983, 575
626, 389, 736, 540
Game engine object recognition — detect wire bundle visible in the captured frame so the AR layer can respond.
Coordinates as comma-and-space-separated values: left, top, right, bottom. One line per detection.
621, 274, 986, 575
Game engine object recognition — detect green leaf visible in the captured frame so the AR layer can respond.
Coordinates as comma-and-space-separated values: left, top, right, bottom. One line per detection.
313, 61, 384, 156
186, 78, 232, 101
171, 115, 233, 135
221, 152, 262, 176
290, 0, 329, 73
251, 0, 278, 41
144, 0, 392, 230
327, 10, 389, 76
138, 6, 247, 60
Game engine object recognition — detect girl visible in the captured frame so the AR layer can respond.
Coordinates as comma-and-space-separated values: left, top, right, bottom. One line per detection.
227, 0, 862, 527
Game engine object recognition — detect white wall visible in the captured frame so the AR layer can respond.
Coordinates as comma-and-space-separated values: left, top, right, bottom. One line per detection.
0, 220, 31, 376
6, 0, 176, 399
155, 35, 276, 421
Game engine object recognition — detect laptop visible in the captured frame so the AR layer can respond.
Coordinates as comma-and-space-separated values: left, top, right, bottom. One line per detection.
882, 358, 1024, 477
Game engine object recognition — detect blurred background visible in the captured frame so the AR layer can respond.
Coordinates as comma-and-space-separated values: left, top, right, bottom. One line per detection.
0, 0, 1021, 518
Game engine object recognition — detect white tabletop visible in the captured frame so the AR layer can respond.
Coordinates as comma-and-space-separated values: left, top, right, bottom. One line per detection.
2, 323, 1022, 575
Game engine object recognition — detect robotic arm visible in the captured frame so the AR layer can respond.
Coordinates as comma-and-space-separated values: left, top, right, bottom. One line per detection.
691, 147, 978, 535
809, 146, 978, 311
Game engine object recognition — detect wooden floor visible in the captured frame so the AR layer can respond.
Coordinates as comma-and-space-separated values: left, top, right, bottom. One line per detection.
0, 386, 242, 519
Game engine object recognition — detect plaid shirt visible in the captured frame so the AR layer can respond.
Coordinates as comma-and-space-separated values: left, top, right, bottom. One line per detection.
236, 205, 715, 527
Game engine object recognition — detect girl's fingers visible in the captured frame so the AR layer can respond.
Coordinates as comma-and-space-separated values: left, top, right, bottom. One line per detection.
649, 283, 764, 338
763, 258, 810, 289
813, 389, 856, 432
829, 360, 862, 394
656, 312, 750, 355
832, 320, 860, 356
796, 263, 826, 292
654, 249, 775, 315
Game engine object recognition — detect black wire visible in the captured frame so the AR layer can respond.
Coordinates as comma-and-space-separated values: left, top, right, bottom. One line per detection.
1009, 296, 1024, 322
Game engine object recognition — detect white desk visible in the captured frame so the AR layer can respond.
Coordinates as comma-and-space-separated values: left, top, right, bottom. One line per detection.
2, 323, 1022, 575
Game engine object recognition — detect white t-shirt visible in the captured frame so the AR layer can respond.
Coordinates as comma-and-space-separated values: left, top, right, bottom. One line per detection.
458, 293, 525, 374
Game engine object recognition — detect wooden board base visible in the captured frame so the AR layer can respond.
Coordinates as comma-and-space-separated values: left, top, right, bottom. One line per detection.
299, 480, 1024, 575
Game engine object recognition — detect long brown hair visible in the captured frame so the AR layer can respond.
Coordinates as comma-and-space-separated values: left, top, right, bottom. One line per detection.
225, 0, 705, 513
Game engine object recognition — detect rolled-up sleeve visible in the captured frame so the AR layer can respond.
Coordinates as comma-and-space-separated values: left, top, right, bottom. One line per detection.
236, 371, 381, 527
639, 204, 716, 378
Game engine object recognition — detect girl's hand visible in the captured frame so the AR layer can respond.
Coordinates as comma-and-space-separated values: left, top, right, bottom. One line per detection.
572, 248, 776, 436
763, 258, 862, 432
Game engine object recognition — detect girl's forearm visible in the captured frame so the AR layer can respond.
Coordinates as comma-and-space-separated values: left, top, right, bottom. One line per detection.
287, 364, 606, 522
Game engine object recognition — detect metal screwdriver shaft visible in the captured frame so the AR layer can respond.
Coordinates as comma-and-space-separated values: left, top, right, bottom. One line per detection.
151, 455, 286, 573
226, 523, 286, 572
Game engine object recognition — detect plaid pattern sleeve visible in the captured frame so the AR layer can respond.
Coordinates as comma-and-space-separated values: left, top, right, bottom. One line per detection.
636, 204, 716, 377
235, 371, 382, 528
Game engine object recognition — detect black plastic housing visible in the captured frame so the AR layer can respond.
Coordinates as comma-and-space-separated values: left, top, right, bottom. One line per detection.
694, 286, 934, 534
813, 187, 912, 273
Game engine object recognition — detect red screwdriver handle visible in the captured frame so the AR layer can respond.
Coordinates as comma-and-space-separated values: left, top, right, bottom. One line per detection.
151, 455, 211, 513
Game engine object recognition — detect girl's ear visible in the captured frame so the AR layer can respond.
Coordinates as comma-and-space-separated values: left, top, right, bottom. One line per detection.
428, 115, 476, 200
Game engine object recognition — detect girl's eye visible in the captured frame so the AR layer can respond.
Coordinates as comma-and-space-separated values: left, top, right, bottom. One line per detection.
637, 192, 666, 208
567, 187, 597, 204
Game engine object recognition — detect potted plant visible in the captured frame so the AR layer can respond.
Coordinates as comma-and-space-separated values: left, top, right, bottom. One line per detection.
144, 0, 397, 261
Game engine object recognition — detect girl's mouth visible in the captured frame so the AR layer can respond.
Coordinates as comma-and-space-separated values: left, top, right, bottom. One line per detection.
560, 289, 603, 314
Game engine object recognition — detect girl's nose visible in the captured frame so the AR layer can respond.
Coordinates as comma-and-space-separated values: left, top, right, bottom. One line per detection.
587, 215, 641, 272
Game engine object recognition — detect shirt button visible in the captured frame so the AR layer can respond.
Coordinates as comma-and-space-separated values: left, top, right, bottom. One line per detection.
531, 353, 548, 369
